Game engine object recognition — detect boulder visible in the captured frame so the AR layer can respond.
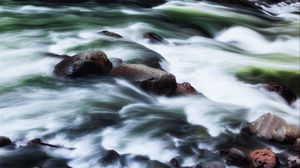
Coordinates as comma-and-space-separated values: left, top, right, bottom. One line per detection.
99, 30, 123, 39
247, 148, 277, 168
53, 50, 112, 78
261, 83, 297, 105
226, 148, 248, 166
111, 64, 177, 96
0, 136, 12, 148
143, 32, 169, 44
175, 82, 200, 96
248, 113, 300, 142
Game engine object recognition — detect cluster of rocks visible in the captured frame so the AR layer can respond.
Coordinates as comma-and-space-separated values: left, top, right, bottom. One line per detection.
223, 112, 300, 168
52, 31, 200, 97
50, 31, 299, 168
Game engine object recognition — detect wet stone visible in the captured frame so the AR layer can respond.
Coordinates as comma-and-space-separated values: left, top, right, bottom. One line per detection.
248, 113, 300, 142
247, 148, 277, 168
99, 30, 123, 38
0, 136, 12, 148
226, 148, 247, 166
143, 32, 169, 44
54, 50, 113, 78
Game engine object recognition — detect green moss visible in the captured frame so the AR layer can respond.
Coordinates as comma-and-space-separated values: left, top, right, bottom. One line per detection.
236, 67, 300, 96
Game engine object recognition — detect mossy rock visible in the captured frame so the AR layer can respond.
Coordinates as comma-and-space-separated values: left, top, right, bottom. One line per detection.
236, 67, 300, 96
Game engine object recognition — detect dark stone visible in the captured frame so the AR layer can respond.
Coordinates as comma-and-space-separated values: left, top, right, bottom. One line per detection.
143, 32, 169, 44
262, 82, 297, 104
147, 160, 170, 168
226, 148, 247, 166
99, 150, 120, 165
0, 146, 49, 168
169, 158, 181, 167
196, 161, 225, 168
0, 136, 12, 148
53, 50, 112, 78
174, 82, 200, 96
28, 138, 75, 150
42, 52, 71, 59
111, 64, 177, 96
42, 158, 71, 168
99, 30, 123, 38
247, 148, 277, 168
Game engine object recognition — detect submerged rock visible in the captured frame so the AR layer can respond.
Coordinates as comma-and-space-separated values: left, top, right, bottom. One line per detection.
42, 158, 71, 168
111, 64, 177, 95
53, 50, 112, 78
99, 150, 120, 166
0, 136, 12, 148
28, 138, 75, 150
99, 30, 123, 38
175, 82, 200, 96
288, 156, 300, 168
143, 32, 169, 44
196, 161, 225, 168
261, 83, 297, 104
147, 160, 169, 168
0, 146, 49, 168
247, 148, 277, 168
226, 148, 248, 166
248, 113, 300, 142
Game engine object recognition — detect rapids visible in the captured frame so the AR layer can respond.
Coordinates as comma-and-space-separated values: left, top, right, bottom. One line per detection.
0, 0, 299, 168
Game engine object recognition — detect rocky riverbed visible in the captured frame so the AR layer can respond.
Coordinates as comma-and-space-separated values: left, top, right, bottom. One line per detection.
0, 0, 299, 168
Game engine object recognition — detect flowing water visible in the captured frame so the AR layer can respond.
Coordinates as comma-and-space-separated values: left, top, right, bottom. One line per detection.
0, 1, 299, 168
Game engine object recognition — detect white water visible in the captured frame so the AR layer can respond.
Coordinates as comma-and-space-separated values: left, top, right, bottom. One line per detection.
0, 1, 299, 168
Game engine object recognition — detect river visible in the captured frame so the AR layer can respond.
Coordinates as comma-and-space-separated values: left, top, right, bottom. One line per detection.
0, 1, 299, 168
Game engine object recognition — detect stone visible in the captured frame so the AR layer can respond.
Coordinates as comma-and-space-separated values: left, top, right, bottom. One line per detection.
0, 136, 12, 147
248, 113, 300, 142
196, 161, 225, 168
100, 150, 120, 165
175, 82, 200, 96
111, 64, 177, 95
99, 30, 123, 38
143, 32, 169, 44
53, 50, 112, 78
262, 83, 297, 104
226, 148, 248, 166
247, 148, 277, 168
